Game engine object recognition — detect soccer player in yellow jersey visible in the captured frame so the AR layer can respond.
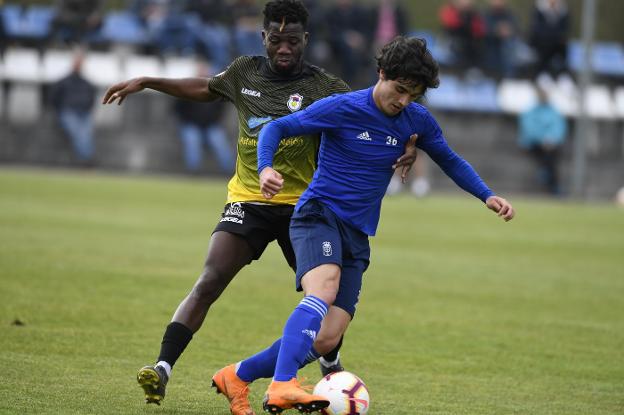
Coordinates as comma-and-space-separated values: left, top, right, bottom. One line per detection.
103, 1, 417, 412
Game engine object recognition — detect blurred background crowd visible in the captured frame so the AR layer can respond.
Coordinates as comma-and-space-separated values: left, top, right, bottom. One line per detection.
0, 0, 623, 200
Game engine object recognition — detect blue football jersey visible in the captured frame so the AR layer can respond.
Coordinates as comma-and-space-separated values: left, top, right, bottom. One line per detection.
258, 87, 494, 236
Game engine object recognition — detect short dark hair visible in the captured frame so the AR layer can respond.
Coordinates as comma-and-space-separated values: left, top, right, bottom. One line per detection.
376, 37, 440, 93
263, 0, 309, 30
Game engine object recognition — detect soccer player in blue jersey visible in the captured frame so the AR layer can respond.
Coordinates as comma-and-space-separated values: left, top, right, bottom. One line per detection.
212, 36, 515, 413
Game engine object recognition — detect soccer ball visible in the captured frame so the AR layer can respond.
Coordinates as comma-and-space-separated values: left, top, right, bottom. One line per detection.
313, 371, 370, 415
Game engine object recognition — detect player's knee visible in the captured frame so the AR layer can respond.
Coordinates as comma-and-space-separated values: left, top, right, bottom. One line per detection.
320, 274, 339, 304
309, 285, 337, 306
302, 265, 340, 305
190, 266, 229, 304
323, 289, 338, 306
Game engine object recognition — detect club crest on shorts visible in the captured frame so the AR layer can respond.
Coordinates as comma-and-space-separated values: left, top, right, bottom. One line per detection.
287, 93, 303, 112
322, 241, 332, 257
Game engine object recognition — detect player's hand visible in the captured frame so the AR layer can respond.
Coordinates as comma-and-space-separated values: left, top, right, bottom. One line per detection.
392, 134, 419, 183
259, 167, 283, 200
486, 196, 515, 222
102, 78, 145, 105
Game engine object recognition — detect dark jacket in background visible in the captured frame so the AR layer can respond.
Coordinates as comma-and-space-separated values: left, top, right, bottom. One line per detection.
174, 100, 225, 128
50, 72, 96, 112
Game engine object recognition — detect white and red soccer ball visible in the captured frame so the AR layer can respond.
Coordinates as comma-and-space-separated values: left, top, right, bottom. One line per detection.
313, 371, 370, 415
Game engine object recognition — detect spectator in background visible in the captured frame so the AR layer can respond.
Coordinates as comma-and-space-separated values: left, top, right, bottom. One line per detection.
371, 0, 408, 50
50, 51, 97, 166
529, 0, 570, 77
483, 0, 519, 78
518, 85, 567, 195
439, 0, 485, 71
130, 0, 197, 56
173, 62, 234, 175
326, 0, 370, 87
231, 0, 263, 56
51, 0, 104, 44
186, 0, 232, 71
129, 0, 163, 27
302, 0, 329, 65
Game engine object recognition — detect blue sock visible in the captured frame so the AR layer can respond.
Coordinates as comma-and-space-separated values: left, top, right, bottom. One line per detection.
303, 346, 321, 366
236, 339, 322, 382
273, 296, 328, 382
237, 339, 281, 382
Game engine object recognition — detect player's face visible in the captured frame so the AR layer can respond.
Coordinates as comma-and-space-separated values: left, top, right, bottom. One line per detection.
262, 22, 308, 74
373, 70, 424, 116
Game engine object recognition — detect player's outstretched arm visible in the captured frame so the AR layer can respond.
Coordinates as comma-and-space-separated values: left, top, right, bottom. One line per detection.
486, 196, 515, 222
259, 167, 284, 200
102, 77, 218, 105
392, 134, 419, 183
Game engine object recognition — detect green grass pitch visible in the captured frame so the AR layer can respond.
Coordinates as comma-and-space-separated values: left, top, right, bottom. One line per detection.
1, 167, 623, 414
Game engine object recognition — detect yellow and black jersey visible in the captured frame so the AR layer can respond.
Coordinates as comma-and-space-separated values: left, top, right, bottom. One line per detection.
208, 56, 349, 205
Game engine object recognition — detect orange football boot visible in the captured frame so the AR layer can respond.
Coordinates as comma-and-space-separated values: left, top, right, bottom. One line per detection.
211, 364, 255, 415
263, 378, 329, 414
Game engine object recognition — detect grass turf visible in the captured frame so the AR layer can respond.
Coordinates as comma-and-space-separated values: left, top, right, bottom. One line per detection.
1, 167, 622, 414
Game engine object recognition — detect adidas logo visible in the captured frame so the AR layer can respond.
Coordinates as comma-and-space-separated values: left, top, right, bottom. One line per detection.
301, 329, 317, 340
357, 131, 372, 141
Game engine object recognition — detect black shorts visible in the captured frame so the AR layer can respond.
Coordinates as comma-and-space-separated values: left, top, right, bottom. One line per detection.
213, 202, 296, 270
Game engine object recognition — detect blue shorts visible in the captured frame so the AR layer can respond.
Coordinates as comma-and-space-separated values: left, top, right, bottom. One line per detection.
289, 199, 370, 317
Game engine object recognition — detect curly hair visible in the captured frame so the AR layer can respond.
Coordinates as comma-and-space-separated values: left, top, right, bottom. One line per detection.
263, 0, 309, 30
376, 36, 440, 92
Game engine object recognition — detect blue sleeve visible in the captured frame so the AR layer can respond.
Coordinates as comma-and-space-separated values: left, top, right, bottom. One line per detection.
257, 94, 345, 173
257, 116, 301, 173
416, 111, 495, 203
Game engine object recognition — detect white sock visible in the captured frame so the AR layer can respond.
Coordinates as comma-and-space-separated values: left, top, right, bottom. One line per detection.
156, 361, 172, 378
319, 352, 340, 367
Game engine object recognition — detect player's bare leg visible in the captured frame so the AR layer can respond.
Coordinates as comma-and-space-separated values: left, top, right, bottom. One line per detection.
171, 231, 255, 330
138, 231, 255, 404
316, 307, 351, 375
